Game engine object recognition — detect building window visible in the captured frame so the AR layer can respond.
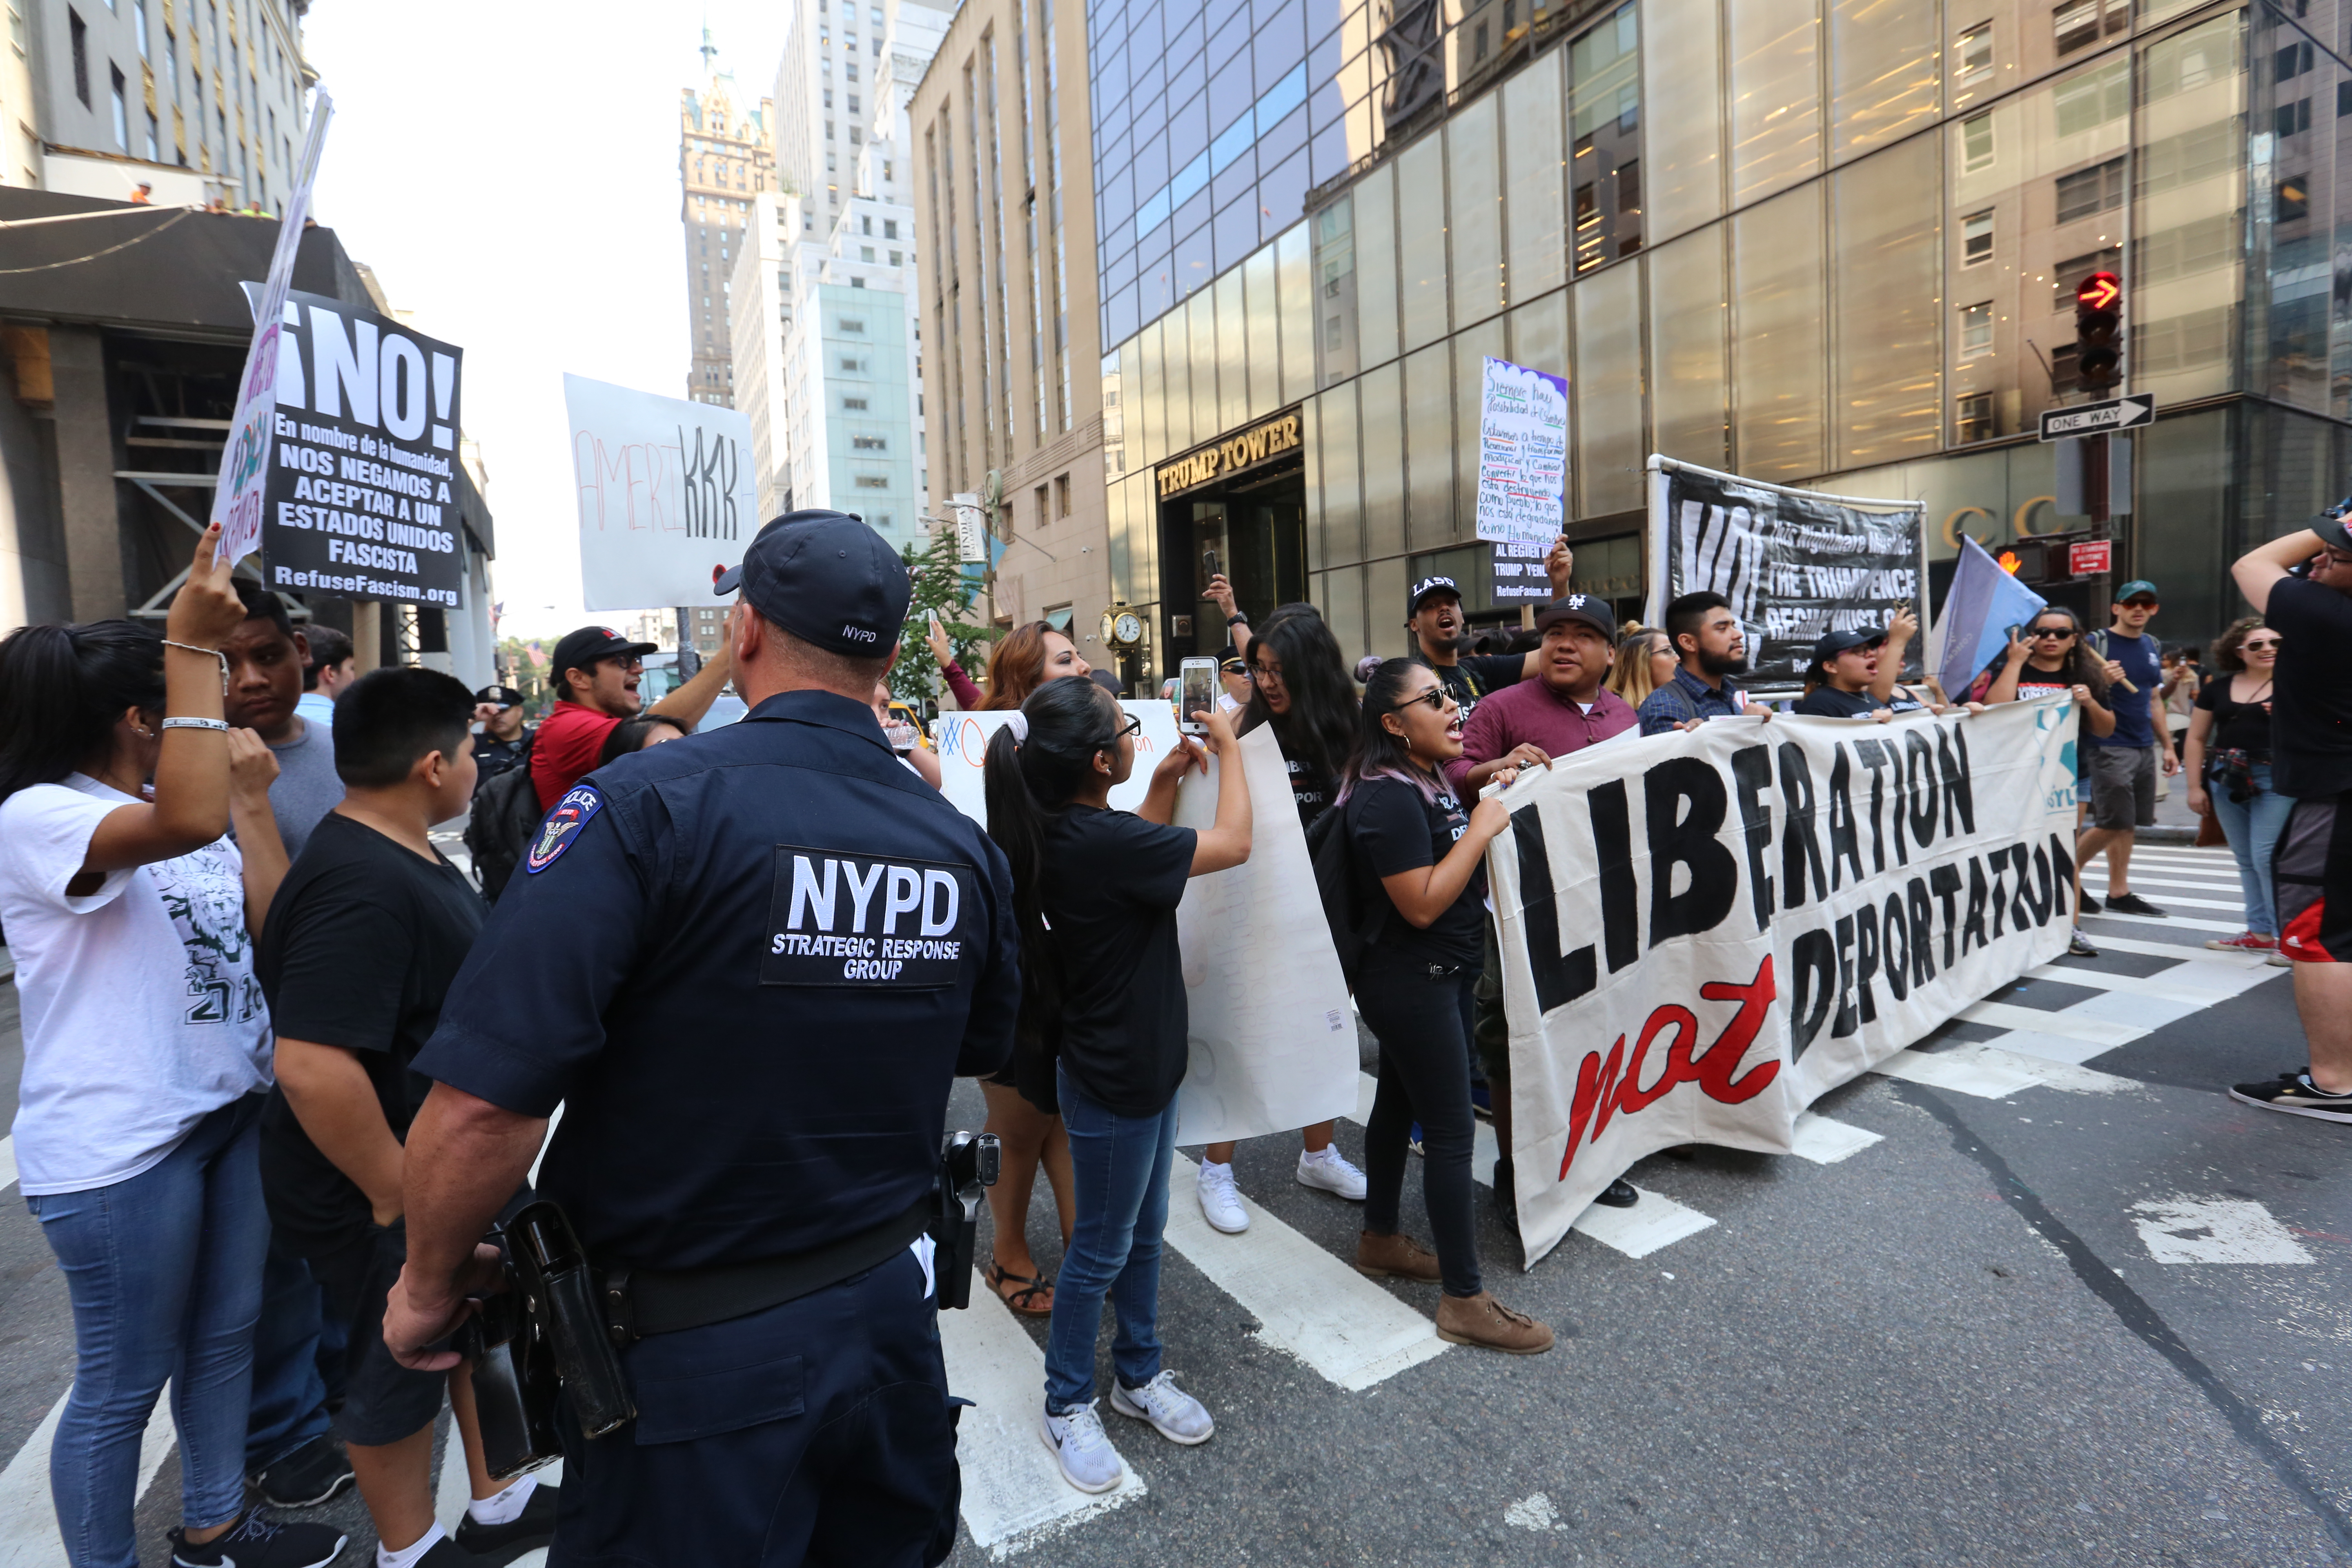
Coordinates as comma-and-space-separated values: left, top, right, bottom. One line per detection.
110, 66, 128, 148
852, 434, 887, 449
145, 110, 158, 158
840, 356, 860, 371
2054, 157, 2125, 223
844, 396, 869, 409
1961, 111, 1993, 172
2052, 0, 2127, 56
1955, 392, 1996, 445
132, 0, 146, 57
1033, 483, 1049, 529
2276, 39, 2315, 81
1962, 211, 1993, 266
1956, 22, 1991, 85
839, 316, 865, 332
823, 88, 832, 107
889, 249, 901, 265
1055, 473, 1071, 517
2278, 172, 2311, 223
848, 94, 860, 113
861, 245, 875, 261
69, 8, 89, 105
883, 218, 898, 240
855, 474, 891, 488
2276, 97, 2312, 139
1959, 301, 1994, 359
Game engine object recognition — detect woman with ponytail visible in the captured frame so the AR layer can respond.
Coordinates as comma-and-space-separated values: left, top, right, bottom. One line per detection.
1193, 604, 1371, 1232
0, 526, 344, 1567
1339, 658, 1554, 1354
985, 674, 1252, 1496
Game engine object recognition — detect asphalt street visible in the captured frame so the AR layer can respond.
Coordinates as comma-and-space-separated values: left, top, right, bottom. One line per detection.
0, 843, 2342, 1566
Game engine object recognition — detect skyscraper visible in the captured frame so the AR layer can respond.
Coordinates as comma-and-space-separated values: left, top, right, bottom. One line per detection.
680, 31, 776, 407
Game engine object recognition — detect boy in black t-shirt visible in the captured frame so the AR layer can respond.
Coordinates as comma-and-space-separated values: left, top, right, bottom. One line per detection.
258, 669, 556, 1565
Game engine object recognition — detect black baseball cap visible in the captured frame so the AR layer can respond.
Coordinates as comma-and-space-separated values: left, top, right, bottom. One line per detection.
713, 509, 910, 657
1534, 593, 1617, 641
474, 683, 524, 708
2319, 498, 2352, 553
550, 626, 659, 682
1809, 626, 1888, 670
1408, 576, 1462, 615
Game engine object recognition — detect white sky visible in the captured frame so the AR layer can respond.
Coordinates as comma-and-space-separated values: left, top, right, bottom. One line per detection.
299, 2, 791, 645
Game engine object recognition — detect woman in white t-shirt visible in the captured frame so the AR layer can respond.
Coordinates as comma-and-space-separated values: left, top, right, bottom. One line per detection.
0, 526, 341, 1568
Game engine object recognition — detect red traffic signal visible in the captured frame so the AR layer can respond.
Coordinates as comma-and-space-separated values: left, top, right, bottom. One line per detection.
2074, 270, 2123, 393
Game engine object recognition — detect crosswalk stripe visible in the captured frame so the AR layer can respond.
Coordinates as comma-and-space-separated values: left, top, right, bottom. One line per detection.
2083, 909, 2245, 934
1789, 1112, 1884, 1164
1956, 999, 2146, 1047
1164, 1155, 1447, 1391
2092, 891, 2248, 912
940, 1269, 1148, 1552
0, 1136, 15, 1196
2022, 963, 2246, 1006
0, 1390, 174, 1568
2078, 932, 2277, 968
1874, 1042, 2139, 1098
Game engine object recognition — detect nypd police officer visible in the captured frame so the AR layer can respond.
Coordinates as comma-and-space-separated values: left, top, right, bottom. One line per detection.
382, 512, 1019, 1564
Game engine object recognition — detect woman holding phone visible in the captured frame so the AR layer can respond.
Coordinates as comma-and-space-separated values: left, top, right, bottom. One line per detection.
1976, 608, 2117, 957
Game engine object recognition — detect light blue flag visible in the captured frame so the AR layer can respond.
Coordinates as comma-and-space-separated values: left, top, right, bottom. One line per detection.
1933, 535, 2047, 699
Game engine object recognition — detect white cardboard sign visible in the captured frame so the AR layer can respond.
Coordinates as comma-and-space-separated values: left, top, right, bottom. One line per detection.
564, 372, 757, 610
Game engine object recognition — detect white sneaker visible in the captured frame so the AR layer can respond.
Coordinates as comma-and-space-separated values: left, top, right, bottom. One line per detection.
1196, 1161, 1250, 1233
1295, 1146, 1368, 1200
1039, 1401, 1126, 1494
1109, 1369, 1215, 1445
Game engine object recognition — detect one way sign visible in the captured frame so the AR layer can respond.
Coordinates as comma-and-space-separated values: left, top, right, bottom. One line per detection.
2038, 394, 2156, 441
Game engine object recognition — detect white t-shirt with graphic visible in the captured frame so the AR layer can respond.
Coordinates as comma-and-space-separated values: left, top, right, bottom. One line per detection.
0, 775, 271, 1194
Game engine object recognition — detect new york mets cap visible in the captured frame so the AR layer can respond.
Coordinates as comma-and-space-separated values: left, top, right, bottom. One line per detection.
713, 510, 910, 657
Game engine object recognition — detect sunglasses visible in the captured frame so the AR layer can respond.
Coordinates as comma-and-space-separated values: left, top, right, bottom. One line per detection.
1221, 662, 1248, 676
2243, 637, 2281, 650
2029, 628, 2075, 640
1391, 687, 1450, 715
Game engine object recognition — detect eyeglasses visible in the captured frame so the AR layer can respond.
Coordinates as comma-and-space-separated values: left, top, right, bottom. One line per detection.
1391, 687, 1450, 715
2029, 628, 2074, 640
1113, 713, 1143, 741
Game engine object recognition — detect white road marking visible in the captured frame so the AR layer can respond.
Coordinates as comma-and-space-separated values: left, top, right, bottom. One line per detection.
1504, 1492, 1570, 1531
2022, 962, 2263, 1006
939, 1270, 1147, 1556
2081, 909, 2245, 935
0, 1136, 15, 1196
0, 1389, 174, 1568
1788, 1112, 1884, 1164
1956, 1000, 2146, 1048
2093, 891, 2247, 912
1874, 1042, 2138, 1098
2080, 932, 2273, 968
1566, 1187, 1716, 1258
2129, 1198, 2316, 1265
1164, 1156, 1446, 1391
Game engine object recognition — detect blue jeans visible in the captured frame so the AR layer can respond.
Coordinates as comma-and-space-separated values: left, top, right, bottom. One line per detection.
1042, 1064, 1178, 1413
2211, 762, 2296, 936
26, 1096, 270, 1567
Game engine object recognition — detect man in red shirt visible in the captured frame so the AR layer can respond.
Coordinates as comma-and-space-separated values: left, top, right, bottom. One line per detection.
1451, 594, 1642, 1215
531, 626, 735, 810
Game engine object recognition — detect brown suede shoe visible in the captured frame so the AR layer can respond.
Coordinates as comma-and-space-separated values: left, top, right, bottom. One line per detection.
1354, 1230, 1443, 1281
1434, 1291, 1555, 1354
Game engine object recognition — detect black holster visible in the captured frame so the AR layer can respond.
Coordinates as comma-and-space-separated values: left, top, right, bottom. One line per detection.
931, 1131, 1000, 1310
458, 1202, 636, 1479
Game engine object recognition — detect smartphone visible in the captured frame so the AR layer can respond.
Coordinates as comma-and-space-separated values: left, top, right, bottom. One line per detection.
1202, 547, 1221, 584
1178, 657, 1218, 735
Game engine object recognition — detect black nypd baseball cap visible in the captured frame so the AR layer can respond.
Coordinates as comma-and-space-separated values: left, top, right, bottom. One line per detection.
1534, 593, 1617, 641
1408, 575, 1462, 615
550, 626, 659, 683
474, 683, 525, 708
714, 509, 910, 657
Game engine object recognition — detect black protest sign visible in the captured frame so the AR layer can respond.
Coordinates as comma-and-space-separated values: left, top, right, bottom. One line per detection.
1648, 460, 1924, 688
261, 289, 465, 608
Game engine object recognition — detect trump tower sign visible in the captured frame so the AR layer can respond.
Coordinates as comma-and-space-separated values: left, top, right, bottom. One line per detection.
1487, 697, 2081, 1263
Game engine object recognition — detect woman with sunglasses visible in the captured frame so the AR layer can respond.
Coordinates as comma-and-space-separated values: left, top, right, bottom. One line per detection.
1339, 659, 1552, 1353
1979, 608, 2117, 955
2185, 619, 2294, 954
1192, 606, 1372, 1233
985, 674, 1253, 1493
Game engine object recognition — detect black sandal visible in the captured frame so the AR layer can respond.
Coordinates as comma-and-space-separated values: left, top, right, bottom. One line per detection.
985, 1261, 1054, 1316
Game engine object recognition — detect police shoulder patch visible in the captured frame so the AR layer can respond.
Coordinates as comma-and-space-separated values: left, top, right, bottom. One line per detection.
525, 784, 605, 874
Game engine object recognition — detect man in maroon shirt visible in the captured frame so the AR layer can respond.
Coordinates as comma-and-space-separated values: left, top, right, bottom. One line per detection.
531, 625, 735, 811
1454, 594, 1642, 1215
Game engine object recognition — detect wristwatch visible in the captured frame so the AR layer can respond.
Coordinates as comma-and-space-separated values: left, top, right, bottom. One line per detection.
1226, 613, 1248, 627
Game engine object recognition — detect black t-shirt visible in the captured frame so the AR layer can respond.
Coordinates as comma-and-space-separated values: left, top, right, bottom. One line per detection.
258, 811, 488, 1247
2262, 578, 2352, 798
1039, 805, 1197, 1117
1793, 686, 1924, 719
2195, 674, 2274, 758
1348, 773, 1484, 968
1416, 652, 1526, 724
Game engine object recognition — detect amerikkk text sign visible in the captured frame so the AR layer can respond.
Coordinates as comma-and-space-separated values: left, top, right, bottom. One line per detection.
1485, 697, 2080, 1263
261, 289, 466, 607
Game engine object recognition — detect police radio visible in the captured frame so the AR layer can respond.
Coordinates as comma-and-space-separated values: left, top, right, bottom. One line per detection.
932, 1130, 1001, 1310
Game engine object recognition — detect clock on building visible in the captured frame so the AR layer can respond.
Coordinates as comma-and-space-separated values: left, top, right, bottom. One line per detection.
1101, 603, 1145, 650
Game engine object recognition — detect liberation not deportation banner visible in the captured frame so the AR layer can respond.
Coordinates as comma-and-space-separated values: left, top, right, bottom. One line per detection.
1485, 697, 2081, 1265
1645, 455, 1928, 688
930, 709, 1356, 1146
564, 372, 756, 611
259, 290, 466, 607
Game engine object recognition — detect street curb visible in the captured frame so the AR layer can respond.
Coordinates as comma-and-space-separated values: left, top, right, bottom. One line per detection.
2137, 824, 2200, 845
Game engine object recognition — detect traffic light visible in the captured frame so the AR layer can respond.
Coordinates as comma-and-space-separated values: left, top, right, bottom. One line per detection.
2074, 270, 2123, 394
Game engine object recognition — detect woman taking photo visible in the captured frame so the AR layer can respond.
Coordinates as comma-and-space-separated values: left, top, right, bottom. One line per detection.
1192, 606, 1370, 1233
985, 675, 1252, 1494
931, 617, 1094, 1313
1341, 658, 1553, 1355
2185, 618, 2292, 954
0, 525, 345, 1568
1976, 607, 2117, 958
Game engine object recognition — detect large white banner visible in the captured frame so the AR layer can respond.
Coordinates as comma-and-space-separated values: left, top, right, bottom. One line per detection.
1169, 726, 1357, 1145
564, 373, 756, 610
1487, 697, 2081, 1264
930, 710, 1356, 1144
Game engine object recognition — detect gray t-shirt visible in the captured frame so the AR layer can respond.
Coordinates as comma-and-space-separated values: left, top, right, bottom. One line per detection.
264, 717, 345, 860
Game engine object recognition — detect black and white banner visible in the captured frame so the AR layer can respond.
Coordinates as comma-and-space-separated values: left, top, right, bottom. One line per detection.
1644, 456, 1926, 688
260, 289, 466, 608
1487, 697, 2082, 1265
